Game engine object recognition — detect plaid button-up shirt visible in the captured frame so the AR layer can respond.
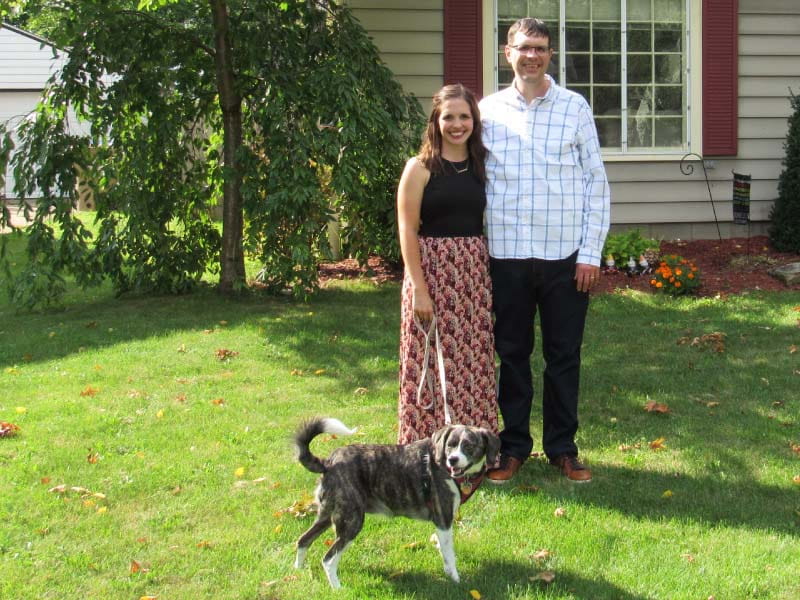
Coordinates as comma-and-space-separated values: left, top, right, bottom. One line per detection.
479, 76, 610, 265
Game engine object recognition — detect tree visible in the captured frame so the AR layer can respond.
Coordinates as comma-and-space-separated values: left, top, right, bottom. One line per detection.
0, 0, 422, 306
768, 90, 800, 252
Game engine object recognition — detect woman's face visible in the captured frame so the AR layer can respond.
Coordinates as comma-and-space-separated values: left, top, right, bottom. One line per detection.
437, 97, 473, 150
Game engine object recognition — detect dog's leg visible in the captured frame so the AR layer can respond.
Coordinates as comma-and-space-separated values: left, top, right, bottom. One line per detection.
294, 514, 331, 569
322, 512, 364, 589
435, 527, 460, 583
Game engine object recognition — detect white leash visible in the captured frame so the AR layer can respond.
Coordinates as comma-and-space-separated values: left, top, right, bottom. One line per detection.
414, 314, 452, 425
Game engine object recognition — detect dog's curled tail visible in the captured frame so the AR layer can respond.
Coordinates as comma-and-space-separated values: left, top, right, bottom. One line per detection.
294, 418, 357, 474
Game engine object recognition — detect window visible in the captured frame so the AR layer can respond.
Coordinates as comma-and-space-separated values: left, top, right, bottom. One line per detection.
496, 0, 690, 154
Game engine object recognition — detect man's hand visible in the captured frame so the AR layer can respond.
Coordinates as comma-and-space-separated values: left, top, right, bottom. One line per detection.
575, 262, 600, 293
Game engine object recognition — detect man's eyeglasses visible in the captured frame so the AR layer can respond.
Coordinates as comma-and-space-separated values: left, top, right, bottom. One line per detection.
509, 44, 551, 56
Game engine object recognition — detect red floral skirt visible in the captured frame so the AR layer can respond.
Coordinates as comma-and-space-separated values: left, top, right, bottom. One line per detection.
397, 236, 498, 443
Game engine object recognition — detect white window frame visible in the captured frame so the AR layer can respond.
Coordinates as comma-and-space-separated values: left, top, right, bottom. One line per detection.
481, 0, 703, 161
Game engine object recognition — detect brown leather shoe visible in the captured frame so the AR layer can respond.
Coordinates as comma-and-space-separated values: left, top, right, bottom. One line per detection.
550, 454, 592, 482
486, 455, 525, 484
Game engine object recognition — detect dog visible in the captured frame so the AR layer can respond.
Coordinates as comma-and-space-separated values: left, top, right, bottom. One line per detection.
293, 417, 500, 589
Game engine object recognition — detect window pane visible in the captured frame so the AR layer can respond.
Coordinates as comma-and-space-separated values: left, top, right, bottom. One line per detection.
654, 0, 683, 22
499, 65, 514, 86
592, 22, 620, 52
628, 117, 653, 147
627, 0, 651, 21
567, 85, 591, 104
627, 54, 652, 84
566, 54, 590, 83
566, 21, 590, 51
594, 86, 621, 116
498, 0, 527, 15
628, 85, 653, 116
593, 54, 620, 84
654, 22, 682, 52
655, 54, 682, 84
498, 22, 511, 48
592, 0, 620, 20
527, 0, 559, 20
654, 117, 683, 147
566, 0, 590, 19
596, 118, 621, 147
628, 22, 652, 52
655, 86, 682, 115
548, 53, 560, 78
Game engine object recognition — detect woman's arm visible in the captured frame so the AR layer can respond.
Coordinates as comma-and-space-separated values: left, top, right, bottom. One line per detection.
397, 157, 434, 321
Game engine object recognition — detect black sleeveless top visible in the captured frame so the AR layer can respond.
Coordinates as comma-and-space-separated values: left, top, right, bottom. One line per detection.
418, 159, 486, 237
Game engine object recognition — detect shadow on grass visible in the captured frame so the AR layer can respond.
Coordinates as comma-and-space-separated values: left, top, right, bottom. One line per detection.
493, 459, 800, 537
379, 559, 651, 600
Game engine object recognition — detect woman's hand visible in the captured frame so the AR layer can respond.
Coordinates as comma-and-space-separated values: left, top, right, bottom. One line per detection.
413, 288, 434, 322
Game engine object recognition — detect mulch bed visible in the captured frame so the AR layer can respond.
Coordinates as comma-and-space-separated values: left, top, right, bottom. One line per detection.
318, 236, 800, 297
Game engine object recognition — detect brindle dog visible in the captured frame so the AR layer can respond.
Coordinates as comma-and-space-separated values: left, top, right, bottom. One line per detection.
293, 417, 500, 588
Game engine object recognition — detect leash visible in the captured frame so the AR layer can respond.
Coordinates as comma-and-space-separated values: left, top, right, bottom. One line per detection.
414, 314, 452, 425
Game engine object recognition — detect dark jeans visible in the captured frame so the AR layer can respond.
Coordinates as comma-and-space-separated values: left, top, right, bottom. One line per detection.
490, 253, 589, 461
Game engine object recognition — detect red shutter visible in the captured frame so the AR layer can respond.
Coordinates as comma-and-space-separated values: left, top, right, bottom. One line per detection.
702, 0, 738, 156
443, 0, 482, 97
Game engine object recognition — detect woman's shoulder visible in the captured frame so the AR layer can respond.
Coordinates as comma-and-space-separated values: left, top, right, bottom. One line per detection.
402, 156, 431, 184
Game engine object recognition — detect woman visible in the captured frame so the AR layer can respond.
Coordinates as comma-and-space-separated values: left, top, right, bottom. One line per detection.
396, 84, 498, 443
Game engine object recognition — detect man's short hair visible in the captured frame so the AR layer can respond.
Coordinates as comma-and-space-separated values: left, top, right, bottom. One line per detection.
507, 17, 552, 47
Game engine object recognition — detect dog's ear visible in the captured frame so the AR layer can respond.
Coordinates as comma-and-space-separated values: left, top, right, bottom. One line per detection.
431, 425, 454, 465
482, 430, 501, 466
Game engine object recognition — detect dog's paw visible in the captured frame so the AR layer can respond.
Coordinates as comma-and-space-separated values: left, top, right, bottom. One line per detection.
445, 568, 460, 583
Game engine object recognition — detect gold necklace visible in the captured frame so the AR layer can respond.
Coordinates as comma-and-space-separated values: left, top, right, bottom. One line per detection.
446, 158, 469, 174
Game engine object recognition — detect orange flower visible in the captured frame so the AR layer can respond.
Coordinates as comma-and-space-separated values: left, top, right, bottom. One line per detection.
650, 279, 657, 285
669, 277, 675, 283
675, 281, 682, 287
675, 268, 683, 275
656, 282, 663, 288
688, 273, 694, 279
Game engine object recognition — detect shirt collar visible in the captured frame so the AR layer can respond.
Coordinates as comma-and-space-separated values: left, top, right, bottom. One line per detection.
507, 74, 557, 107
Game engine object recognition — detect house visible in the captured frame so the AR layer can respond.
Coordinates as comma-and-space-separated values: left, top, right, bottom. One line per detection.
348, 0, 800, 239
0, 22, 64, 200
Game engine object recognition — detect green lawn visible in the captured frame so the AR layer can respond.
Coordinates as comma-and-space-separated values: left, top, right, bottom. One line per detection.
1, 238, 799, 599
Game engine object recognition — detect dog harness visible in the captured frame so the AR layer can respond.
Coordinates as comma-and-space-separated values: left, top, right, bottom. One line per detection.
421, 453, 486, 506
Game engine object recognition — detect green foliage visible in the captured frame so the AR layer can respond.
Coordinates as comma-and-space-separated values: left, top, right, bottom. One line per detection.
649, 253, 701, 295
0, 0, 423, 306
602, 229, 659, 269
768, 90, 800, 252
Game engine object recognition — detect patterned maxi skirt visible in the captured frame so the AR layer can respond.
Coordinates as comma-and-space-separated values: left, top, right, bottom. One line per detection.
397, 236, 498, 444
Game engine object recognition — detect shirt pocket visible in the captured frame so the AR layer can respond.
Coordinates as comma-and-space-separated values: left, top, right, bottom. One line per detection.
543, 125, 579, 166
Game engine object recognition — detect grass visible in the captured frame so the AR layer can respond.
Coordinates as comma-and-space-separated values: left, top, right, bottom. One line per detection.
1, 233, 799, 599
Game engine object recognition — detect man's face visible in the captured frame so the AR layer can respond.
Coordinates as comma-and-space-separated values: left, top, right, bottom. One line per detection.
505, 30, 553, 86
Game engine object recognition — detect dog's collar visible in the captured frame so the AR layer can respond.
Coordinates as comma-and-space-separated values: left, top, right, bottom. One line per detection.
453, 468, 485, 504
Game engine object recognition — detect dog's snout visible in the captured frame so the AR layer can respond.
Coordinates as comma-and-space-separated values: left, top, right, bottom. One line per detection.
447, 456, 459, 466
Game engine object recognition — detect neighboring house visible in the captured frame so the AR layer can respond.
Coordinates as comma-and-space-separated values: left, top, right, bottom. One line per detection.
0, 23, 64, 200
348, 0, 800, 239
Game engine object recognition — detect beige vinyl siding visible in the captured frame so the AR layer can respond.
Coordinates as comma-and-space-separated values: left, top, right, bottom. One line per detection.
347, 0, 443, 108
607, 0, 800, 238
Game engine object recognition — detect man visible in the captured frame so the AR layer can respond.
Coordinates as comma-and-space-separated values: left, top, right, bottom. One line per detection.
479, 18, 610, 483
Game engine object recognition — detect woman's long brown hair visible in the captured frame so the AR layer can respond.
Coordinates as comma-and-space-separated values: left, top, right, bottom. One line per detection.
417, 84, 487, 184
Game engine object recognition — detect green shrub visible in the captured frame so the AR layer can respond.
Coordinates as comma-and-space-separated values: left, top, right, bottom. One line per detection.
768, 90, 800, 252
602, 229, 660, 270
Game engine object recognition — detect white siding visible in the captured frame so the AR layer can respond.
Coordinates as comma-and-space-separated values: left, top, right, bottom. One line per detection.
0, 25, 62, 89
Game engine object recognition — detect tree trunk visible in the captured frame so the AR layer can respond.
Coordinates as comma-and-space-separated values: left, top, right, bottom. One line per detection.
209, 0, 245, 292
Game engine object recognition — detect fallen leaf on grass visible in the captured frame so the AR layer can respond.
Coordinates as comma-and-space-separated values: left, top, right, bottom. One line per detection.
139, 596, 158, 600
290, 369, 304, 376
790, 345, 798, 354
323, 539, 333, 547
215, 348, 239, 361
314, 369, 326, 375
790, 442, 800, 455
662, 490, 673, 498
706, 401, 720, 408
80, 386, 100, 397
618, 443, 641, 452
277, 493, 316, 518
677, 332, 726, 353
353, 387, 368, 395
530, 571, 556, 583
793, 475, 800, 485
469, 590, 482, 599
553, 507, 566, 518
130, 559, 149, 574
402, 541, 424, 550
516, 484, 540, 493
196, 540, 213, 549
649, 437, 667, 450
211, 398, 225, 406
87, 450, 100, 464
530, 549, 552, 561
644, 401, 670, 414
681, 553, 695, 562
234, 467, 246, 478
0, 421, 20, 438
